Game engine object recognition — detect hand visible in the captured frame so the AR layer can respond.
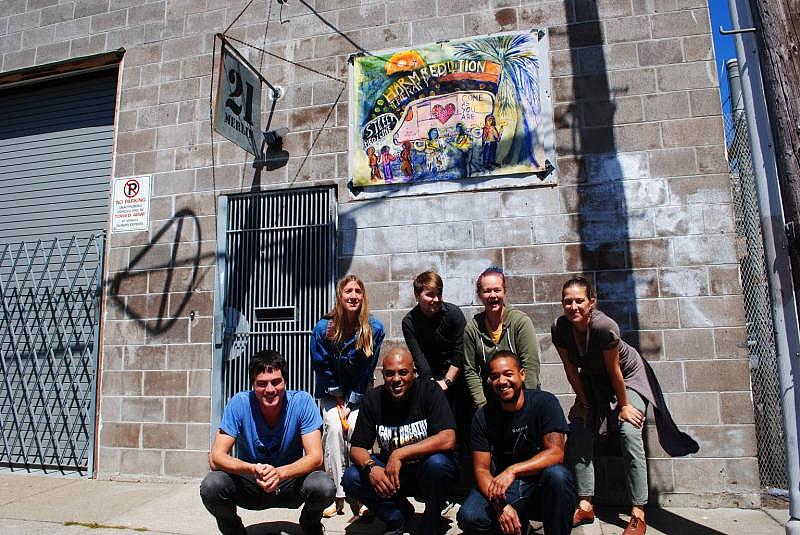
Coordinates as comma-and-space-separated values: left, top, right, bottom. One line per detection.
568, 400, 590, 423
619, 404, 645, 429
436, 379, 448, 390
253, 464, 279, 493
384, 451, 403, 490
368, 466, 397, 498
487, 469, 515, 502
497, 503, 522, 535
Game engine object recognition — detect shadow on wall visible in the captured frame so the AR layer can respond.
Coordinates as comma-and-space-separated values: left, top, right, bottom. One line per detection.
562, 1, 640, 348
108, 209, 214, 335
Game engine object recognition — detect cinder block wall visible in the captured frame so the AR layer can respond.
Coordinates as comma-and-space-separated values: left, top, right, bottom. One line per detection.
0, 0, 760, 506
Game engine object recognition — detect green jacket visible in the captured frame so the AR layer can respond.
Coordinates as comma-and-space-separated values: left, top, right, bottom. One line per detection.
463, 306, 541, 407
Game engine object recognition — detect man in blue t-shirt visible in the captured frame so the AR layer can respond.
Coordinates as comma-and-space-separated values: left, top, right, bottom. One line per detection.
200, 349, 335, 535
457, 351, 576, 535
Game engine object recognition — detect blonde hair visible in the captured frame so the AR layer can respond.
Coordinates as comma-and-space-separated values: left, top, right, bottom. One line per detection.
326, 274, 374, 357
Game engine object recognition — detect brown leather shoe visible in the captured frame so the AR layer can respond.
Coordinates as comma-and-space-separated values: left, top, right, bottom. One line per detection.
572, 507, 595, 527
622, 515, 646, 535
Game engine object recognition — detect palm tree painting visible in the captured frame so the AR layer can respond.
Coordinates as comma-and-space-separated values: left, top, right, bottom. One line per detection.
452, 32, 544, 170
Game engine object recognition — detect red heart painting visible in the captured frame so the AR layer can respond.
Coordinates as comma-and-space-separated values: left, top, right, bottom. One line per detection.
431, 103, 456, 124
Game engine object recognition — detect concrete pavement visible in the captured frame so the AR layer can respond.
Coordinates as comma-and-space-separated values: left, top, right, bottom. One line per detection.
0, 472, 789, 534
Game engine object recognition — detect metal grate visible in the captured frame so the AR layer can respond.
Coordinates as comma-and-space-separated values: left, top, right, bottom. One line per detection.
723, 96, 788, 489
220, 187, 336, 401
0, 234, 104, 475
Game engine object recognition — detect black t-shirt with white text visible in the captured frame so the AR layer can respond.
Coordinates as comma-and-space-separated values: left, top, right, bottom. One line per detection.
471, 389, 569, 474
351, 378, 456, 461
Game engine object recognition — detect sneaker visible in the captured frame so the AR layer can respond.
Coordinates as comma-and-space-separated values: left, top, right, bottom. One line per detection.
622, 515, 646, 535
323, 497, 344, 518
572, 506, 595, 527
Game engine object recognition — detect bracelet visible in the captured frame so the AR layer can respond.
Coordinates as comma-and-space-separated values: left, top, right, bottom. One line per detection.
362, 459, 376, 477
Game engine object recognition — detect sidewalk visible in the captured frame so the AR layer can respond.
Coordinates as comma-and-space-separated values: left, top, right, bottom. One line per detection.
0, 472, 789, 534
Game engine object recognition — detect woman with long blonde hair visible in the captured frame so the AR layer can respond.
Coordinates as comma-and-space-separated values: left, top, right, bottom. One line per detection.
311, 274, 384, 517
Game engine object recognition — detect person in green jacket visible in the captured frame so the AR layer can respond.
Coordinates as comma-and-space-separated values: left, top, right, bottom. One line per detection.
463, 267, 541, 408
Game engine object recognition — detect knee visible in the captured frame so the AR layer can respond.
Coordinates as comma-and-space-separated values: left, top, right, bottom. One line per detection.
341, 464, 363, 495
304, 471, 336, 502
540, 465, 575, 495
200, 471, 233, 503
421, 453, 457, 479
457, 501, 491, 532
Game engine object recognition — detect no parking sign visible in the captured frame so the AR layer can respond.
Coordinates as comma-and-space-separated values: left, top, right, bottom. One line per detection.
111, 175, 152, 233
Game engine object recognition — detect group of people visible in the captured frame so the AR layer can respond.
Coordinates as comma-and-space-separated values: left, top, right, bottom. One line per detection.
200, 269, 699, 535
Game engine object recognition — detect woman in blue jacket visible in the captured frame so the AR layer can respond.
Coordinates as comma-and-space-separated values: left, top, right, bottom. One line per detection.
311, 274, 384, 517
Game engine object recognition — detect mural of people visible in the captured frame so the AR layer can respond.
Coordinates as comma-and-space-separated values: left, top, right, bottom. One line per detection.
400, 141, 414, 178
453, 122, 473, 178
425, 128, 444, 176
481, 114, 503, 170
379, 145, 396, 182
367, 146, 382, 182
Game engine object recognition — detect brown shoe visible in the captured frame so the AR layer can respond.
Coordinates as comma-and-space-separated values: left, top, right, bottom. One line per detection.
622, 516, 646, 535
572, 507, 595, 527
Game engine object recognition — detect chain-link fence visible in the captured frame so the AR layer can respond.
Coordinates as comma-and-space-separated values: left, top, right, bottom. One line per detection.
723, 93, 788, 490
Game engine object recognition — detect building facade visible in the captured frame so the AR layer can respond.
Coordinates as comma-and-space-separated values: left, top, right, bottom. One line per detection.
0, 0, 760, 507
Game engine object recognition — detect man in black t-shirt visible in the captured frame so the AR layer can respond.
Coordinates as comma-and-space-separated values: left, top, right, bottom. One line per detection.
342, 347, 459, 535
457, 351, 576, 535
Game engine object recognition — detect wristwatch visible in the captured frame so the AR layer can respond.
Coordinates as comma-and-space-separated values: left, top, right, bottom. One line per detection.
444, 377, 453, 388
362, 460, 376, 477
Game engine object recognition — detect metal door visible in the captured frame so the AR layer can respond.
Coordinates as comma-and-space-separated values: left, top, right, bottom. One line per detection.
0, 234, 104, 474
214, 187, 337, 417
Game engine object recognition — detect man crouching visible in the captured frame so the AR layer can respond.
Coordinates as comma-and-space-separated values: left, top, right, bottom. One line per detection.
200, 349, 335, 535
343, 347, 459, 535
457, 350, 576, 535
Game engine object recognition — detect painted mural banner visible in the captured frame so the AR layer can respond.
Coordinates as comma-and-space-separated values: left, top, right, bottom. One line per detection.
350, 31, 549, 187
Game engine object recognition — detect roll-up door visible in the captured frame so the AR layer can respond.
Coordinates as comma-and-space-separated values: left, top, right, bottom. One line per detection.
0, 67, 117, 242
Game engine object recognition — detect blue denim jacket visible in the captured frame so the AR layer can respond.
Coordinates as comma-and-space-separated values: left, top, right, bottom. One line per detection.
311, 315, 384, 405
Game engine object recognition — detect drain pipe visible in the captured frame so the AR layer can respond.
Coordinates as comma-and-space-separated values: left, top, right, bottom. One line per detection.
727, 1, 800, 532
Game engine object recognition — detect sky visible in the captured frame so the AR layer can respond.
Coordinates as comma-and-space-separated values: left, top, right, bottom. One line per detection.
707, 0, 737, 114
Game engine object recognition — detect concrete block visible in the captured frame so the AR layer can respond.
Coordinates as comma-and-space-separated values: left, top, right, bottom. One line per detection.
501, 187, 562, 217
683, 34, 714, 61
164, 450, 209, 477
623, 179, 666, 209
55, 18, 93, 41
674, 458, 726, 492
584, 152, 647, 182
704, 204, 735, 234
104, 319, 147, 346
91, 9, 128, 33
582, 95, 643, 125
505, 275, 534, 303
678, 295, 746, 328
629, 238, 673, 268
720, 391, 755, 424
649, 147, 697, 178
143, 423, 186, 449
100, 422, 141, 448
124, 345, 167, 370
187, 423, 212, 450
708, 265, 742, 295
663, 327, 714, 360
604, 15, 651, 43
534, 272, 592, 303
636, 299, 680, 329
505, 244, 564, 275
75, 0, 110, 19
118, 448, 163, 476
648, 458, 675, 493
167, 344, 213, 370
664, 392, 719, 424
689, 424, 757, 457
724, 457, 761, 492
35, 41, 70, 63
121, 396, 165, 423
417, 222, 473, 252
559, 182, 620, 214
652, 8, 711, 38
596, 268, 658, 299
646, 359, 684, 392
713, 326, 749, 360
564, 241, 626, 271
357, 226, 418, 254
637, 329, 664, 360
690, 87, 723, 116
143, 370, 188, 396
464, 8, 518, 35
339, 255, 391, 283
685, 358, 750, 391
659, 267, 708, 297
667, 174, 731, 204
445, 249, 503, 280
21, 26, 55, 49
476, 218, 533, 247
643, 92, 692, 122
388, 253, 445, 283
3, 48, 36, 70
0, 0, 26, 18
411, 14, 465, 46
657, 61, 717, 91
662, 117, 725, 148
531, 214, 579, 245
165, 396, 211, 423
364, 280, 413, 311
40, 4, 77, 26
638, 38, 683, 66
519, 2, 569, 28
361, 22, 411, 50
673, 235, 737, 265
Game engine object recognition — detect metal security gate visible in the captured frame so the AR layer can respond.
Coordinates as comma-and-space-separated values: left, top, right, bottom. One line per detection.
215, 187, 337, 411
0, 234, 104, 474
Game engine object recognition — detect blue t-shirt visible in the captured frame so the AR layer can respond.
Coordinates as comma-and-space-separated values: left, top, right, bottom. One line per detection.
219, 389, 322, 466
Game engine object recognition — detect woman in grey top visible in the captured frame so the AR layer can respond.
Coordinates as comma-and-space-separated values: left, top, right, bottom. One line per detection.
552, 277, 698, 535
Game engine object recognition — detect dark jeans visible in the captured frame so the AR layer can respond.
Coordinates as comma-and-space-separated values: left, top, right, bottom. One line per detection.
342, 452, 459, 535
200, 469, 335, 535
457, 464, 576, 535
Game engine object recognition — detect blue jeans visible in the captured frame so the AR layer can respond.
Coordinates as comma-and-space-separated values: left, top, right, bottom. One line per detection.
457, 464, 576, 535
200, 469, 335, 535
342, 452, 459, 534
